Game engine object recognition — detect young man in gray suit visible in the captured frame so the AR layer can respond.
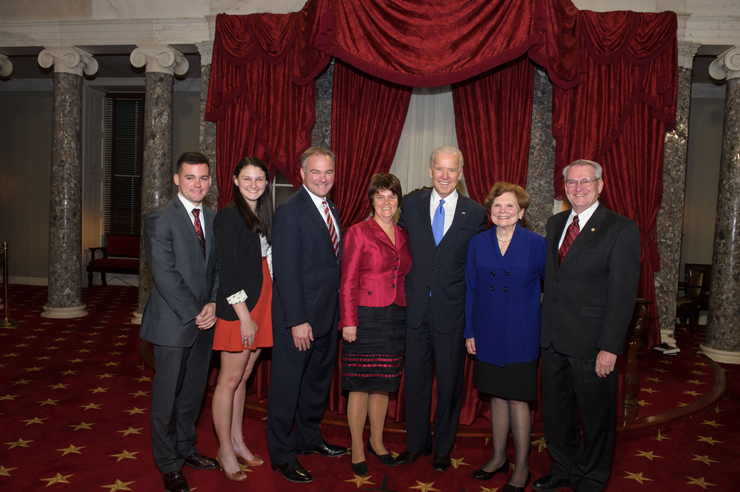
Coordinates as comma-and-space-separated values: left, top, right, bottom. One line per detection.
139, 152, 220, 492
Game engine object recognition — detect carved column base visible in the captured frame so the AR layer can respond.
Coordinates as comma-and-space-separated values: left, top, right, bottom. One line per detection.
700, 344, 740, 365
130, 310, 143, 325
41, 304, 88, 319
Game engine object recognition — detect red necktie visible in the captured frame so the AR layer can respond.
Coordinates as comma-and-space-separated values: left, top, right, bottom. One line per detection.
558, 214, 579, 266
192, 209, 206, 259
323, 200, 339, 259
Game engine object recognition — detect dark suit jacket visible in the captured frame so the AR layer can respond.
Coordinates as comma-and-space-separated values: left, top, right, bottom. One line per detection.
139, 197, 219, 348
398, 190, 487, 333
541, 203, 641, 359
213, 203, 263, 321
271, 187, 342, 338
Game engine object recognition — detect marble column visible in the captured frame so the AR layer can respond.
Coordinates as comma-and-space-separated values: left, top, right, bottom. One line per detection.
0, 54, 12, 77
525, 67, 556, 237
37, 48, 98, 319
313, 59, 334, 149
129, 46, 189, 323
196, 42, 218, 210
702, 47, 740, 364
654, 41, 700, 345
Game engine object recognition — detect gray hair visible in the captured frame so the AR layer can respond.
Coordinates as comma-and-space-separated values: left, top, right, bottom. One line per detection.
301, 146, 336, 171
563, 159, 602, 180
429, 146, 464, 170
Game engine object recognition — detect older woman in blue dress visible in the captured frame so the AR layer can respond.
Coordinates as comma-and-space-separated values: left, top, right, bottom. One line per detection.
465, 182, 546, 492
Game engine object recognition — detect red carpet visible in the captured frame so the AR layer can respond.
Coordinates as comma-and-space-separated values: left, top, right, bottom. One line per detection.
0, 285, 735, 491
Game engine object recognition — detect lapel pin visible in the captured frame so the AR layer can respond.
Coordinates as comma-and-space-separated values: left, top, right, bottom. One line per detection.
591, 228, 595, 232
462, 211, 466, 214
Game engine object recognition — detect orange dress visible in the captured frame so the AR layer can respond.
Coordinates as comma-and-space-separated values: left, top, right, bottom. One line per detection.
212, 257, 273, 351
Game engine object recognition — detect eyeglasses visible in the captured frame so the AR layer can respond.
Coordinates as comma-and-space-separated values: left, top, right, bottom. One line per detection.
565, 178, 599, 189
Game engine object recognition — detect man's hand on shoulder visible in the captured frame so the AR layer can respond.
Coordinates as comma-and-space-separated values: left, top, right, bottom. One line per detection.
595, 350, 617, 378
195, 302, 216, 330
292, 322, 314, 351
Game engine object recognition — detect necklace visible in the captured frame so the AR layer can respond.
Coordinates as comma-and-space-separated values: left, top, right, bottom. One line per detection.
497, 235, 512, 242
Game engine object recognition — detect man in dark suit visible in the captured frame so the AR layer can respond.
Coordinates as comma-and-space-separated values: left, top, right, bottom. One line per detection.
534, 160, 640, 492
139, 152, 220, 492
267, 146, 347, 483
395, 146, 487, 472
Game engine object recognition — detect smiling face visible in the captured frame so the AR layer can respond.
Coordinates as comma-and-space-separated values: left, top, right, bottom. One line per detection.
429, 152, 462, 199
490, 191, 523, 229
300, 153, 335, 198
174, 163, 211, 206
372, 188, 399, 222
564, 164, 603, 214
234, 164, 267, 210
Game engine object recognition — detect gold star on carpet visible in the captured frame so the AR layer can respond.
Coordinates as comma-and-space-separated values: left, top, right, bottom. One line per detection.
26, 335, 37, 339
686, 476, 716, 489
128, 390, 149, 397
113, 342, 127, 346
478, 487, 499, 492
22, 416, 47, 425
40, 472, 73, 486
135, 376, 152, 383
101, 479, 135, 491
90, 332, 101, 335
11, 379, 29, 385
677, 402, 690, 407
109, 351, 123, 356
3, 353, 18, 357
702, 420, 723, 428
652, 430, 669, 441
0, 465, 18, 476
692, 361, 707, 367
117, 427, 143, 437
69, 422, 94, 431
77, 349, 91, 353
56, 444, 85, 456
53, 337, 66, 342
33, 328, 44, 331
532, 437, 547, 452
80, 403, 102, 411
687, 379, 704, 385
16, 343, 29, 348
110, 450, 139, 462
61, 330, 72, 334
635, 450, 662, 461
637, 400, 652, 407
116, 334, 128, 338
104, 362, 120, 367
390, 450, 399, 459
82, 339, 95, 344
409, 481, 441, 492
0, 362, 5, 367
692, 454, 719, 465
69, 358, 84, 363
90, 387, 108, 394
46, 346, 60, 350
0, 394, 17, 401
697, 436, 721, 445
25, 366, 42, 372
652, 368, 668, 373
49, 383, 68, 390
690, 370, 706, 375
683, 390, 700, 397
345, 475, 375, 488
450, 457, 470, 469
657, 360, 672, 364
124, 407, 146, 415
5, 438, 32, 449
714, 404, 723, 413
639, 387, 658, 394
36, 356, 51, 360
623, 471, 653, 484
61, 370, 77, 376
97, 373, 115, 379
37, 398, 59, 406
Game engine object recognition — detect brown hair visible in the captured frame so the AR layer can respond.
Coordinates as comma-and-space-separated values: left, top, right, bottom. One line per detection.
484, 181, 531, 210
368, 173, 403, 216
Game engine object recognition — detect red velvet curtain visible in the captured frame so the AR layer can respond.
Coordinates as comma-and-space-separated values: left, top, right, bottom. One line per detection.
329, 61, 413, 229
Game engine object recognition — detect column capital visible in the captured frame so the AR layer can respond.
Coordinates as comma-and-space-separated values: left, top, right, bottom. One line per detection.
195, 42, 213, 66
38, 47, 98, 76
709, 46, 740, 81
0, 54, 12, 77
678, 41, 701, 70
130, 45, 188, 76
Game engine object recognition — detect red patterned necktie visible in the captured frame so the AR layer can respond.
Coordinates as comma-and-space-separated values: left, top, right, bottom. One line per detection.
323, 200, 339, 259
558, 214, 579, 266
192, 209, 206, 259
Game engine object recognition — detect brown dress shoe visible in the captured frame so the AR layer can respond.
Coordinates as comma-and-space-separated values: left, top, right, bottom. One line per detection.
162, 470, 189, 492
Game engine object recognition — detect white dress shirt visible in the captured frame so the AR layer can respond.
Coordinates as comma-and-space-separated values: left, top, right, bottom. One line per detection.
429, 188, 458, 237
303, 185, 341, 242
177, 193, 206, 237
558, 200, 599, 249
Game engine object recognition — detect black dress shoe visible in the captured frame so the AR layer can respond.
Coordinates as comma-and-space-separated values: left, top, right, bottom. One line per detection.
395, 447, 433, 465
502, 471, 531, 492
162, 470, 190, 492
532, 474, 569, 492
271, 459, 313, 483
351, 461, 369, 477
432, 453, 452, 472
472, 458, 510, 481
183, 450, 218, 470
367, 441, 397, 466
297, 440, 348, 457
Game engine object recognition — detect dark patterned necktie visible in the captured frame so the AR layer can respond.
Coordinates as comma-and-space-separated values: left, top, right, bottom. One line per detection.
558, 214, 579, 266
323, 200, 339, 259
192, 209, 206, 259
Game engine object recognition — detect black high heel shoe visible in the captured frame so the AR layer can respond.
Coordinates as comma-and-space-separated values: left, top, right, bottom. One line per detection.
351, 460, 369, 477
472, 458, 510, 481
367, 441, 397, 467
502, 471, 530, 492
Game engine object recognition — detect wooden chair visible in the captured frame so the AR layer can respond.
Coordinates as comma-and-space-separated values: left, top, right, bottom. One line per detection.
86, 235, 140, 288
676, 263, 711, 336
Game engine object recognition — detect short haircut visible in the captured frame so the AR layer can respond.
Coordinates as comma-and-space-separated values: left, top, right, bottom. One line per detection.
367, 173, 403, 215
563, 159, 602, 180
484, 181, 531, 210
176, 151, 210, 173
429, 146, 464, 170
301, 146, 336, 171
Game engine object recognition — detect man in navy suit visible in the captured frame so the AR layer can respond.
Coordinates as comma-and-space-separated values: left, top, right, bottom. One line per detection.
395, 146, 488, 472
139, 152, 219, 492
533, 160, 640, 492
267, 146, 347, 483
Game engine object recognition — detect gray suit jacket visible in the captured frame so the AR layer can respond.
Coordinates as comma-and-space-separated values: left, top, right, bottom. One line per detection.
139, 197, 219, 348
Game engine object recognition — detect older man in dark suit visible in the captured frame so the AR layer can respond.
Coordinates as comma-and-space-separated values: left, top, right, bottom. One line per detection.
139, 152, 220, 492
267, 146, 347, 484
395, 146, 488, 472
534, 159, 640, 492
